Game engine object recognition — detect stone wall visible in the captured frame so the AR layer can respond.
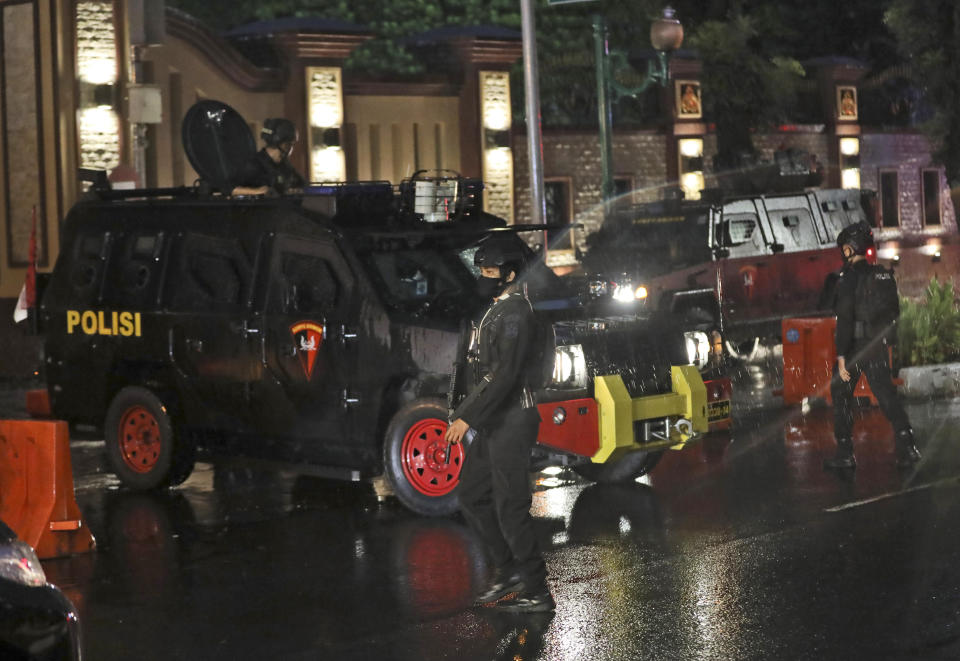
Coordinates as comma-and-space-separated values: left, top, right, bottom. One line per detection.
2, 2, 45, 267
513, 128, 954, 244
861, 131, 957, 238
512, 130, 666, 254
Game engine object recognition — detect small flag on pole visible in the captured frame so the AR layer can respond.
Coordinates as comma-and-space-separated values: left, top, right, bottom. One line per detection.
13, 206, 38, 323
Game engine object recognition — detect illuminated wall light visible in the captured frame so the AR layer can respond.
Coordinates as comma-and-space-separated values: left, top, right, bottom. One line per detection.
841, 168, 860, 190
839, 137, 860, 156
78, 107, 121, 170
311, 146, 346, 183
485, 146, 512, 170
480, 71, 514, 223
679, 138, 703, 158
76, 2, 117, 84
480, 71, 511, 131
76, 1, 119, 171
681, 171, 705, 200
678, 138, 704, 200
307, 66, 345, 182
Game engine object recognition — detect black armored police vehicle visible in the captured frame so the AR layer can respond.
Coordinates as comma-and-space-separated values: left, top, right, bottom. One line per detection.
32, 101, 730, 516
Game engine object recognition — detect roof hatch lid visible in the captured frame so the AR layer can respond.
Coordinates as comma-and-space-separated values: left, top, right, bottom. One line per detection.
181, 100, 256, 193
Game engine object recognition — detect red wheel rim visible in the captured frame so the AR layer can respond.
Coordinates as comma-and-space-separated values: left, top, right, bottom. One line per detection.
400, 418, 463, 497
118, 405, 163, 474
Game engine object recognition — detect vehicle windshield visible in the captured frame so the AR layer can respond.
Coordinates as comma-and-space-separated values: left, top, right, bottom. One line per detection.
358, 245, 480, 316
584, 212, 712, 278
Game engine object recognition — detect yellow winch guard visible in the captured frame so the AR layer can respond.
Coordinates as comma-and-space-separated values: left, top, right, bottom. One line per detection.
592, 365, 708, 463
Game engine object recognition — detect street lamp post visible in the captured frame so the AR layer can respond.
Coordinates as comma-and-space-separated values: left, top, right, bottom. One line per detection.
593, 7, 683, 214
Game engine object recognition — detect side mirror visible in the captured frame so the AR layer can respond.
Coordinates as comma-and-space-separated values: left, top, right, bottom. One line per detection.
770, 243, 785, 253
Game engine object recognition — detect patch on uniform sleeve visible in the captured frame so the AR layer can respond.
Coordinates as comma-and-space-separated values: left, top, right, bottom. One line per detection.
503, 314, 521, 338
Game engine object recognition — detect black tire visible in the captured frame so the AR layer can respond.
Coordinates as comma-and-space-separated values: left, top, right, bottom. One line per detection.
383, 398, 465, 517
572, 450, 663, 484
104, 386, 195, 490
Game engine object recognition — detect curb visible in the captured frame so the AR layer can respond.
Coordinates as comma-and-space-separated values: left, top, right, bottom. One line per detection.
898, 362, 960, 400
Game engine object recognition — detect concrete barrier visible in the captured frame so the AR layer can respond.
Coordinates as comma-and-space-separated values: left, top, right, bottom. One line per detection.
899, 362, 960, 400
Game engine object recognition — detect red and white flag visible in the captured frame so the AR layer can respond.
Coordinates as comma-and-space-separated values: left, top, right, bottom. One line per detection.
13, 206, 37, 323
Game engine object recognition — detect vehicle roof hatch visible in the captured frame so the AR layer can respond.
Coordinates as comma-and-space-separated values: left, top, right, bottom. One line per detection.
181, 100, 257, 193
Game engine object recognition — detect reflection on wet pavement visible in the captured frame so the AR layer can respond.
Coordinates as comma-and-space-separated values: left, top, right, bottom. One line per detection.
25, 355, 960, 660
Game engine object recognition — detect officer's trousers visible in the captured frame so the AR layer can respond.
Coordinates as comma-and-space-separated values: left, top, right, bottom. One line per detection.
831, 344, 910, 440
457, 405, 547, 589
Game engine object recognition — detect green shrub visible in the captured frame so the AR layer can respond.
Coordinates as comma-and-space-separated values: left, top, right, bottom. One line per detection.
897, 278, 960, 366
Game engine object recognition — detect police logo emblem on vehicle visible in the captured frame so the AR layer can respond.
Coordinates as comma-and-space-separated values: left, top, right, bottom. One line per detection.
290, 321, 324, 380
786, 328, 800, 344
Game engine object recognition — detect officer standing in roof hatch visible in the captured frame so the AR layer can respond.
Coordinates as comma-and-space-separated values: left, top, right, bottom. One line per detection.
231, 118, 306, 196
824, 221, 921, 470
444, 234, 553, 613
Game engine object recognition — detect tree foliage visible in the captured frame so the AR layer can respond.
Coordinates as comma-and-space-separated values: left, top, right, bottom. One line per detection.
885, 0, 960, 185
168, 0, 960, 182
689, 14, 804, 168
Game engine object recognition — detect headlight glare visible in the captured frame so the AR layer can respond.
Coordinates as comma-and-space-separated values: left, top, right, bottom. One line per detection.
612, 282, 635, 303
684, 331, 711, 369
634, 285, 648, 300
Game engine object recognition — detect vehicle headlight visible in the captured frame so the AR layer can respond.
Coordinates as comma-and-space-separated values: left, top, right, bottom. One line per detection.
0, 540, 47, 587
551, 344, 588, 389
684, 331, 711, 370
634, 285, 648, 300
612, 281, 635, 303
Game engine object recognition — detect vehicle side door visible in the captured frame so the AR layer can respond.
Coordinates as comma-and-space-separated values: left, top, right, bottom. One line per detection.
166, 230, 261, 432
253, 235, 359, 463
713, 200, 778, 325
759, 197, 825, 316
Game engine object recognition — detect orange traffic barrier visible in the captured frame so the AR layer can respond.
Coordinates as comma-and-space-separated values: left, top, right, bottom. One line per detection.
781, 317, 901, 406
0, 420, 95, 559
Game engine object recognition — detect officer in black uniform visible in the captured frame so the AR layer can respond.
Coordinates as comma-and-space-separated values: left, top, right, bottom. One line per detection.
825, 221, 921, 470
444, 235, 553, 613
231, 118, 306, 196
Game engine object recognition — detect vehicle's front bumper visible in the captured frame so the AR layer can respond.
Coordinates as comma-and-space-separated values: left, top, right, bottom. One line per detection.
536, 366, 732, 463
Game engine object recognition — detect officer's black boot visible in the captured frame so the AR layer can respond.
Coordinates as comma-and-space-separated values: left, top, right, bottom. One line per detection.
497, 583, 555, 613
895, 428, 921, 467
473, 570, 524, 606
823, 437, 856, 470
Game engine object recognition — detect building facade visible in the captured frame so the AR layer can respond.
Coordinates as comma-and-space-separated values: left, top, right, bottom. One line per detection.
0, 1, 955, 375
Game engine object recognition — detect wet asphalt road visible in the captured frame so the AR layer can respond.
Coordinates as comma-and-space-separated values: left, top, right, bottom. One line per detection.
5, 357, 960, 661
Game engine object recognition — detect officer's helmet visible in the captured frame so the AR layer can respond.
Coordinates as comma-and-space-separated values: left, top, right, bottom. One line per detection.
474, 234, 528, 280
836, 221, 874, 256
261, 118, 298, 148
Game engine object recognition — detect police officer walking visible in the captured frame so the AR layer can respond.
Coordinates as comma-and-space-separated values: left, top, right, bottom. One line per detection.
444, 235, 553, 613
825, 222, 921, 470
231, 118, 306, 196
